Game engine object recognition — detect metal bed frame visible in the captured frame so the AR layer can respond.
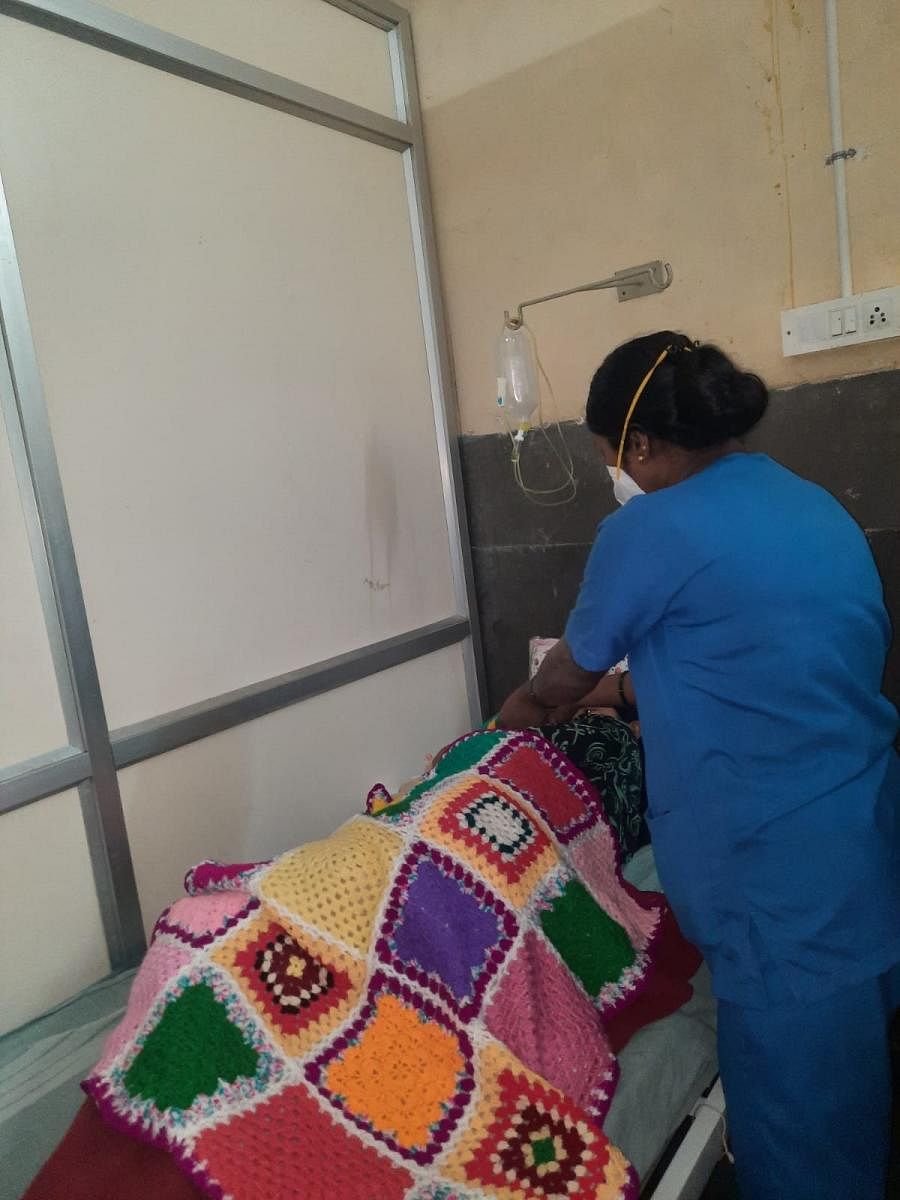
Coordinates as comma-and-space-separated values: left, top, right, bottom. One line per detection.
647, 1080, 727, 1200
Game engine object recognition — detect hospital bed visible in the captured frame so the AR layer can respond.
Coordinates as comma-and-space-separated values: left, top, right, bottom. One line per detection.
0, 845, 723, 1200
606, 846, 723, 1199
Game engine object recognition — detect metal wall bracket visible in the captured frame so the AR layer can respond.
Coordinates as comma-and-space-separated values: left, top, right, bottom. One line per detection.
506, 258, 673, 327
615, 260, 674, 303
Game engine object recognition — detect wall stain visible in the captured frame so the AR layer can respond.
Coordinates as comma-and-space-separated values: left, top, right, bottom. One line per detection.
363, 427, 398, 616
754, 99, 776, 154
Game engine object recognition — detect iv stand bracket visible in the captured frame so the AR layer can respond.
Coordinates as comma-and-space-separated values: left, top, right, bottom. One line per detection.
505, 260, 672, 327
615, 260, 673, 302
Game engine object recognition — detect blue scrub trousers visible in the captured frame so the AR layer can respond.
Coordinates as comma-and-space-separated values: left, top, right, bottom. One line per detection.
717, 962, 900, 1199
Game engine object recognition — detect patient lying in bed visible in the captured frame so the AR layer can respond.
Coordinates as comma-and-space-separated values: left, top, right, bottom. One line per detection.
25, 724, 697, 1200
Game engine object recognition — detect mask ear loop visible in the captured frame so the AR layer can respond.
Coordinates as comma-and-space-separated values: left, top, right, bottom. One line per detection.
615, 346, 671, 479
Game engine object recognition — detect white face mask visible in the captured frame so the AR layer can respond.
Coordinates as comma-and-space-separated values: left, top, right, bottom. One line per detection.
607, 465, 644, 506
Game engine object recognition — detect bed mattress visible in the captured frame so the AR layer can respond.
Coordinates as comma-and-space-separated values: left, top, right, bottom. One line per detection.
0, 971, 135, 1200
605, 845, 718, 1183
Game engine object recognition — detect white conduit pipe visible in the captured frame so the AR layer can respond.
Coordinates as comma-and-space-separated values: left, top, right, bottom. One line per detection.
824, 0, 853, 298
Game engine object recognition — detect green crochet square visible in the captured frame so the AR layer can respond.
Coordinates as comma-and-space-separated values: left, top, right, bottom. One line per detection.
539, 879, 635, 996
531, 1135, 557, 1166
124, 983, 259, 1111
376, 731, 508, 821
429, 730, 507, 780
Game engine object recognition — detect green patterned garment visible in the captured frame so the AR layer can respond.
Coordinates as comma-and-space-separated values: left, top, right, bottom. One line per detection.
539, 715, 648, 863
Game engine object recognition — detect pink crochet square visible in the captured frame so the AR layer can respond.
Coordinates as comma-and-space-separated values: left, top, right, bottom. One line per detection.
485, 931, 618, 1121
569, 826, 660, 947
153, 892, 257, 947
95, 942, 191, 1072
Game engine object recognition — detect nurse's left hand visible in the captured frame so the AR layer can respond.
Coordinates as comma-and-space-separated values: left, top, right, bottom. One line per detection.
497, 682, 553, 730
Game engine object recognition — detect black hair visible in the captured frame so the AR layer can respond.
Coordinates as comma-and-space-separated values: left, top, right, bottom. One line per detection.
585, 331, 768, 450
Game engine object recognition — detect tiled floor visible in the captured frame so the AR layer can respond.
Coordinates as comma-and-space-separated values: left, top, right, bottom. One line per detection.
698, 1012, 900, 1199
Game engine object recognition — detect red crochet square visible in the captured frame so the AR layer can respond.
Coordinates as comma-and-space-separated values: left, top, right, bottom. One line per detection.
480, 737, 594, 842
435, 780, 552, 884
231, 922, 352, 1034
195, 1083, 414, 1200
460, 1067, 611, 1199
213, 916, 366, 1059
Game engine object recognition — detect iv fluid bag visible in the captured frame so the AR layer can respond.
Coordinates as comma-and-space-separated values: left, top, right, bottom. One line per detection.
496, 323, 540, 426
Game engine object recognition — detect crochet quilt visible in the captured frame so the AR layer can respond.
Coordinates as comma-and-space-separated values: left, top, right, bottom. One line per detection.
84, 729, 668, 1200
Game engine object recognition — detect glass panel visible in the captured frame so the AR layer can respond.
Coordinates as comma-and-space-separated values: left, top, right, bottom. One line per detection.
119, 644, 470, 932
105, 0, 397, 118
0, 20, 456, 729
0, 406, 68, 767
0, 790, 110, 1035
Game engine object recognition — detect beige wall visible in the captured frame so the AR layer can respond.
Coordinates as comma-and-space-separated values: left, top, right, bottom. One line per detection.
407, 0, 900, 435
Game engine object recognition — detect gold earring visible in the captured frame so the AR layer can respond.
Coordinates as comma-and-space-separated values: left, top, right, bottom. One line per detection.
638, 454, 646, 462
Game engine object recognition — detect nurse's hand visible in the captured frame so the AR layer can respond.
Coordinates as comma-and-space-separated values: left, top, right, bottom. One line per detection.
497, 682, 553, 730
498, 640, 605, 729
544, 703, 582, 724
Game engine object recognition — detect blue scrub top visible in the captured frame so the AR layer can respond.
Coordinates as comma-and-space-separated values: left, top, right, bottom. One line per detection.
565, 453, 900, 1006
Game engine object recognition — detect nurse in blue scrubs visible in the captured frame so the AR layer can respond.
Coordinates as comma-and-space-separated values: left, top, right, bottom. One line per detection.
499, 331, 900, 1199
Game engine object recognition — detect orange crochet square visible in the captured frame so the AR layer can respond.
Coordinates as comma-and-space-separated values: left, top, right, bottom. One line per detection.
419, 775, 558, 906
326, 993, 459, 1147
258, 819, 402, 952
211, 911, 365, 1057
306, 971, 475, 1164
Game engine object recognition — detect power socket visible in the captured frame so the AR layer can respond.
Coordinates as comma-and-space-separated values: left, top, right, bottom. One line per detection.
781, 284, 900, 356
861, 295, 893, 332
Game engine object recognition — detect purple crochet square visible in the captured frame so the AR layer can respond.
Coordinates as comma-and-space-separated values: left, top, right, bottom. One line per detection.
375, 842, 517, 1020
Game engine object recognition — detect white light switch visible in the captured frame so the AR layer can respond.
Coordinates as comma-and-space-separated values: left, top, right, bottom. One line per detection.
782, 285, 900, 356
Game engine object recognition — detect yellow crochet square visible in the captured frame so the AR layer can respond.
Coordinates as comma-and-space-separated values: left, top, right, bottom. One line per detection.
258, 818, 402, 953
418, 775, 559, 908
211, 908, 366, 1057
441, 1044, 632, 1200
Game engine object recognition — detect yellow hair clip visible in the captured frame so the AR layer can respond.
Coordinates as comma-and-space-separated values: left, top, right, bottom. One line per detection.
615, 346, 671, 477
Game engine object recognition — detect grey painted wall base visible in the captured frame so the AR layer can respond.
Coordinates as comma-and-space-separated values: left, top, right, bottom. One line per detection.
460, 368, 900, 715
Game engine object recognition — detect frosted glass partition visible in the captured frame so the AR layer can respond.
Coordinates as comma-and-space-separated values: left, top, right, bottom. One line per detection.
0, 400, 67, 767
0, 790, 110, 1034
119, 644, 471, 933
105, 0, 397, 117
0, 17, 456, 730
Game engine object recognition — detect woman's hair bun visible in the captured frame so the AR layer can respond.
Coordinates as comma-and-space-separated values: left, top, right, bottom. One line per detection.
672, 344, 769, 444
586, 331, 769, 449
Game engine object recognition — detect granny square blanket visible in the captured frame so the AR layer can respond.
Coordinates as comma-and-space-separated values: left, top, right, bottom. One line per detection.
85, 729, 666, 1200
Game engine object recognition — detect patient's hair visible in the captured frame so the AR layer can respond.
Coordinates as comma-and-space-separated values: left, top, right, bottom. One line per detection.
585, 331, 769, 449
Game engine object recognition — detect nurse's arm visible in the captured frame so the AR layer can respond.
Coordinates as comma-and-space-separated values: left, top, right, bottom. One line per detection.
576, 671, 636, 710
498, 639, 604, 730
